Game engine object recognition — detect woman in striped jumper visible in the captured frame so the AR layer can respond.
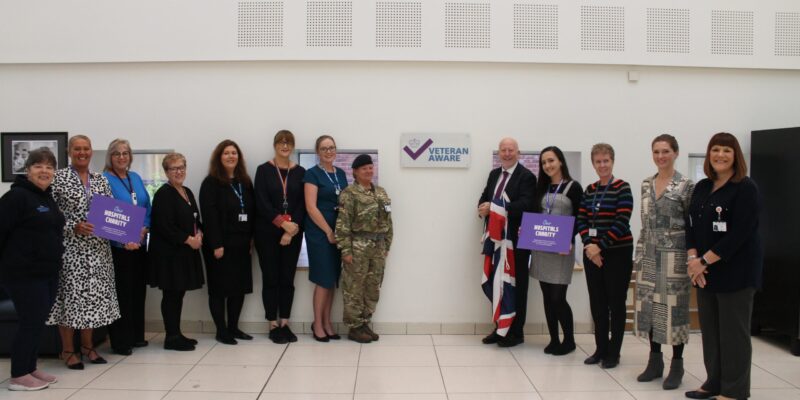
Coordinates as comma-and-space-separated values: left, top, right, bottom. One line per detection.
576, 143, 634, 369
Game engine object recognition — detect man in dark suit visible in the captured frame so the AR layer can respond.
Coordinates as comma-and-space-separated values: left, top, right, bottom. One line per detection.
477, 137, 537, 347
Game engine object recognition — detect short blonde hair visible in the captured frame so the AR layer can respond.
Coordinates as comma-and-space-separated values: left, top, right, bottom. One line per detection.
104, 139, 132, 172
162, 152, 186, 172
590, 143, 615, 162
68, 134, 92, 151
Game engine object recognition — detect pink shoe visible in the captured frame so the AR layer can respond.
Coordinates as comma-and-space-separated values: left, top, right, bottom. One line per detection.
31, 369, 58, 384
8, 374, 49, 391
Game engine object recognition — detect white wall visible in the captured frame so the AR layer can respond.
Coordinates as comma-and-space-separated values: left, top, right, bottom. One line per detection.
1, 61, 799, 328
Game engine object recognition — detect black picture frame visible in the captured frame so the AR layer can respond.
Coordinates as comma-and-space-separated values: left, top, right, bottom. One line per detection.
1, 132, 68, 182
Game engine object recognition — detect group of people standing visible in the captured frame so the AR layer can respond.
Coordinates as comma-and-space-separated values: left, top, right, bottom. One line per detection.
479, 133, 761, 400
0, 131, 393, 391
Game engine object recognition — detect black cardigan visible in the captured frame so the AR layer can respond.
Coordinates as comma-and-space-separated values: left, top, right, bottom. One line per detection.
199, 175, 255, 250
0, 175, 65, 282
686, 177, 763, 292
254, 162, 306, 236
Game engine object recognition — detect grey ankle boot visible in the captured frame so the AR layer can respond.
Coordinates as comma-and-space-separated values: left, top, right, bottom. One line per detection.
636, 351, 664, 382
662, 358, 684, 390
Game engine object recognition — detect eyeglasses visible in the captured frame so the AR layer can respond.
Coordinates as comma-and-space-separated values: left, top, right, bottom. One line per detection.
167, 166, 186, 172
319, 146, 337, 153
111, 151, 131, 158
277, 141, 292, 148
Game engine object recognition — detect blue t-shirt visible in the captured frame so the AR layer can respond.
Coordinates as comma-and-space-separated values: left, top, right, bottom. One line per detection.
103, 170, 152, 246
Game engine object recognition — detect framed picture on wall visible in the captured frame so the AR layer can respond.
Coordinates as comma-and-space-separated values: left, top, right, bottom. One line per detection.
1, 132, 68, 182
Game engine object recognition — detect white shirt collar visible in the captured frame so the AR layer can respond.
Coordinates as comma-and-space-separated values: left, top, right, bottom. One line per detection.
501, 162, 518, 176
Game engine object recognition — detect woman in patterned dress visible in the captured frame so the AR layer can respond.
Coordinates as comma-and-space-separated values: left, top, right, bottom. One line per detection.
47, 135, 120, 369
634, 134, 694, 390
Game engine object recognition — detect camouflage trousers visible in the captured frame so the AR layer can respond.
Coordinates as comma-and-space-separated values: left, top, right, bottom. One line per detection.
342, 239, 387, 329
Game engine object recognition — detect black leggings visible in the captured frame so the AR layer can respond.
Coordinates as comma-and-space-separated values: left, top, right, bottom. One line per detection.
539, 281, 574, 344
161, 290, 186, 337
584, 245, 633, 359
209, 295, 245, 333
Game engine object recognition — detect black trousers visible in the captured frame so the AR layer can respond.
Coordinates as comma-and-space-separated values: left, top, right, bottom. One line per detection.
2, 277, 57, 378
161, 289, 186, 337
255, 232, 302, 321
584, 245, 633, 359
697, 287, 755, 399
508, 248, 531, 338
108, 247, 147, 350
209, 294, 245, 333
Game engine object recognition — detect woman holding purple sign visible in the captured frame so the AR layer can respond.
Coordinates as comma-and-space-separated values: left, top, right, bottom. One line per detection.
48, 134, 120, 369
103, 138, 152, 356
530, 146, 582, 356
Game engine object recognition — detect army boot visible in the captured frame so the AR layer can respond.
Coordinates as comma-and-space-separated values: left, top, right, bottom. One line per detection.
362, 324, 379, 341
348, 326, 372, 343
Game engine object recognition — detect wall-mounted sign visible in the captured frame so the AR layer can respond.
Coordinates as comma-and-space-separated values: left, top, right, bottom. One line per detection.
400, 133, 470, 168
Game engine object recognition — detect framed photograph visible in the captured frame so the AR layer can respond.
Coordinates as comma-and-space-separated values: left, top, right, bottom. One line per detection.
1, 132, 68, 182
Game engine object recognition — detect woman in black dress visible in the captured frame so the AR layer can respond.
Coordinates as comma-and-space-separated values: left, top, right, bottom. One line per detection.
200, 140, 255, 345
149, 153, 204, 351
254, 130, 306, 344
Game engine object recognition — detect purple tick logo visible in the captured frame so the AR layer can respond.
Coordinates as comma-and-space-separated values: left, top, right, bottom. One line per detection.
403, 138, 433, 160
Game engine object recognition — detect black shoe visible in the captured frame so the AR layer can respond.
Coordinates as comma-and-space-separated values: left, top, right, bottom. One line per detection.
269, 326, 288, 344
601, 356, 620, 369
112, 347, 133, 356
134, 340, 149, 348
684, 389, 718, 399
281, 325, 298, 342
60, 351, 84, 370
482, 331, 501, 344
544, 341, 560, 354
313, 331, 330, 342
164, 336, 195, 351
552, 341, 576, 356
216, 332, 238, 345
327, 333, 341, 340
584, 353, 604, 365
81, 346, 107, 364
497, 335, 524, 348
180, 335, 198, 345
230, 329, 253, 340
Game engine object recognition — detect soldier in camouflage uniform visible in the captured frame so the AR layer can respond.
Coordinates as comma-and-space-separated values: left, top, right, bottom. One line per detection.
335, 154, 393, 343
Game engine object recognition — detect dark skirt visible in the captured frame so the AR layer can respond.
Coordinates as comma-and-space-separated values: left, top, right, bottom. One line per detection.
148, 241, 204, 292
203, 233, 253, 296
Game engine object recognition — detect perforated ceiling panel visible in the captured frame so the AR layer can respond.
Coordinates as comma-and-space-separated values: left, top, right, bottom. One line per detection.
513, 4, 558, 50
775, 12, 800, 57
646, 8, 689, 54
307, 1, 353, 47
580, 6, 624, 52
376, 2, 422, 48
444, 2, 491, 48
237, 2, 284, 47
711, 10, 753, 56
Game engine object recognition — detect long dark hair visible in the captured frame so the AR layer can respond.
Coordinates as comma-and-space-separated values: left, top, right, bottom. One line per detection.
535, 146, 573, 210
703, 132, 747, 183
208, 139, 252, 187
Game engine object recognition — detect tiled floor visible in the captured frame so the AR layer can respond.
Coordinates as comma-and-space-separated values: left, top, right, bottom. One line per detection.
1, 332, 798, 399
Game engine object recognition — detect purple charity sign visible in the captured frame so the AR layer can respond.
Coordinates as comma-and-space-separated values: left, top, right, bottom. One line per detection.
517, 212, 576, 253
86, 194, 146, 243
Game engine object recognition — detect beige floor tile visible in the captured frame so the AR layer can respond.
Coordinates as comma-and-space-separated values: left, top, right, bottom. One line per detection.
120, 335, 215, 365
436, 346, 517, 366
68, 389, 167, 400
279, 344, 360, 367
441, 366, 535, 393
604, 363, 702, 392
35, 359, 115, 389
359, 346, 438, 366
173, 365, 273, 392
449, 393, 542, 400
290, 335, 360, 347
540, 392, 634, 400
510, 345, 589, 366
368, 335, 433, 346
167, 392, 258, 400
85, 363, 193, 390
355, 394, 448, 400
749, 388, 800, 400
754, 361, 800, 387
258, 394, 351, 400
521, 365, 624, 392
0, 388, 77, 400
629, 390, 698, 400
431, 335, 485, 346
264, 366, 356, 393
198, 344, 284, 366
355, 366, 444, 394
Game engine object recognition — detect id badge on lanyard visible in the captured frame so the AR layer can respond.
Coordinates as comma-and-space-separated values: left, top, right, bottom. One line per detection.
712, 206, 727, 232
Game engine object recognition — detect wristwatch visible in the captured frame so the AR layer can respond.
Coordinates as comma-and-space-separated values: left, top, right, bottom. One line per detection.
700, 256, 709, 266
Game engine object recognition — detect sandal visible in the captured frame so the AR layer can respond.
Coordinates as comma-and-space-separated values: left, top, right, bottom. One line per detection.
59, 350, 84, 370
81, 346, 107, 364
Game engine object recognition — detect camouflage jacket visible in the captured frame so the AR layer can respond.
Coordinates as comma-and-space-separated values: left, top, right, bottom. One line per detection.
335, 182, 393, 257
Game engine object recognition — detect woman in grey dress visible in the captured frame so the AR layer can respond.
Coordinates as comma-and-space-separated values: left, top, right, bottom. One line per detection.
530, 146, 582, 356
634, 134, 694, 390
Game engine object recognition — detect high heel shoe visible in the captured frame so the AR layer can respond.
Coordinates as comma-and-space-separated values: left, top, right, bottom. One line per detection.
60, 350, 84, 370
81, 346, 107, 364
313, 331, 330, 342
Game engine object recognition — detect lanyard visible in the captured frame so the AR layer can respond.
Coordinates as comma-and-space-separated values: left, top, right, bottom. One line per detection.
71, 166, 92, 201
230, 182, 245, 213
274, 160, 290, 214
591, 176, 614, 225
544, 179, 564, 214
112, 170, 137, 205
319, 165, 341, 194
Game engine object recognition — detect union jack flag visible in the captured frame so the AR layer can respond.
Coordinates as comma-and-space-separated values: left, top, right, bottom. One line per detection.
481, 196, 516, 337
